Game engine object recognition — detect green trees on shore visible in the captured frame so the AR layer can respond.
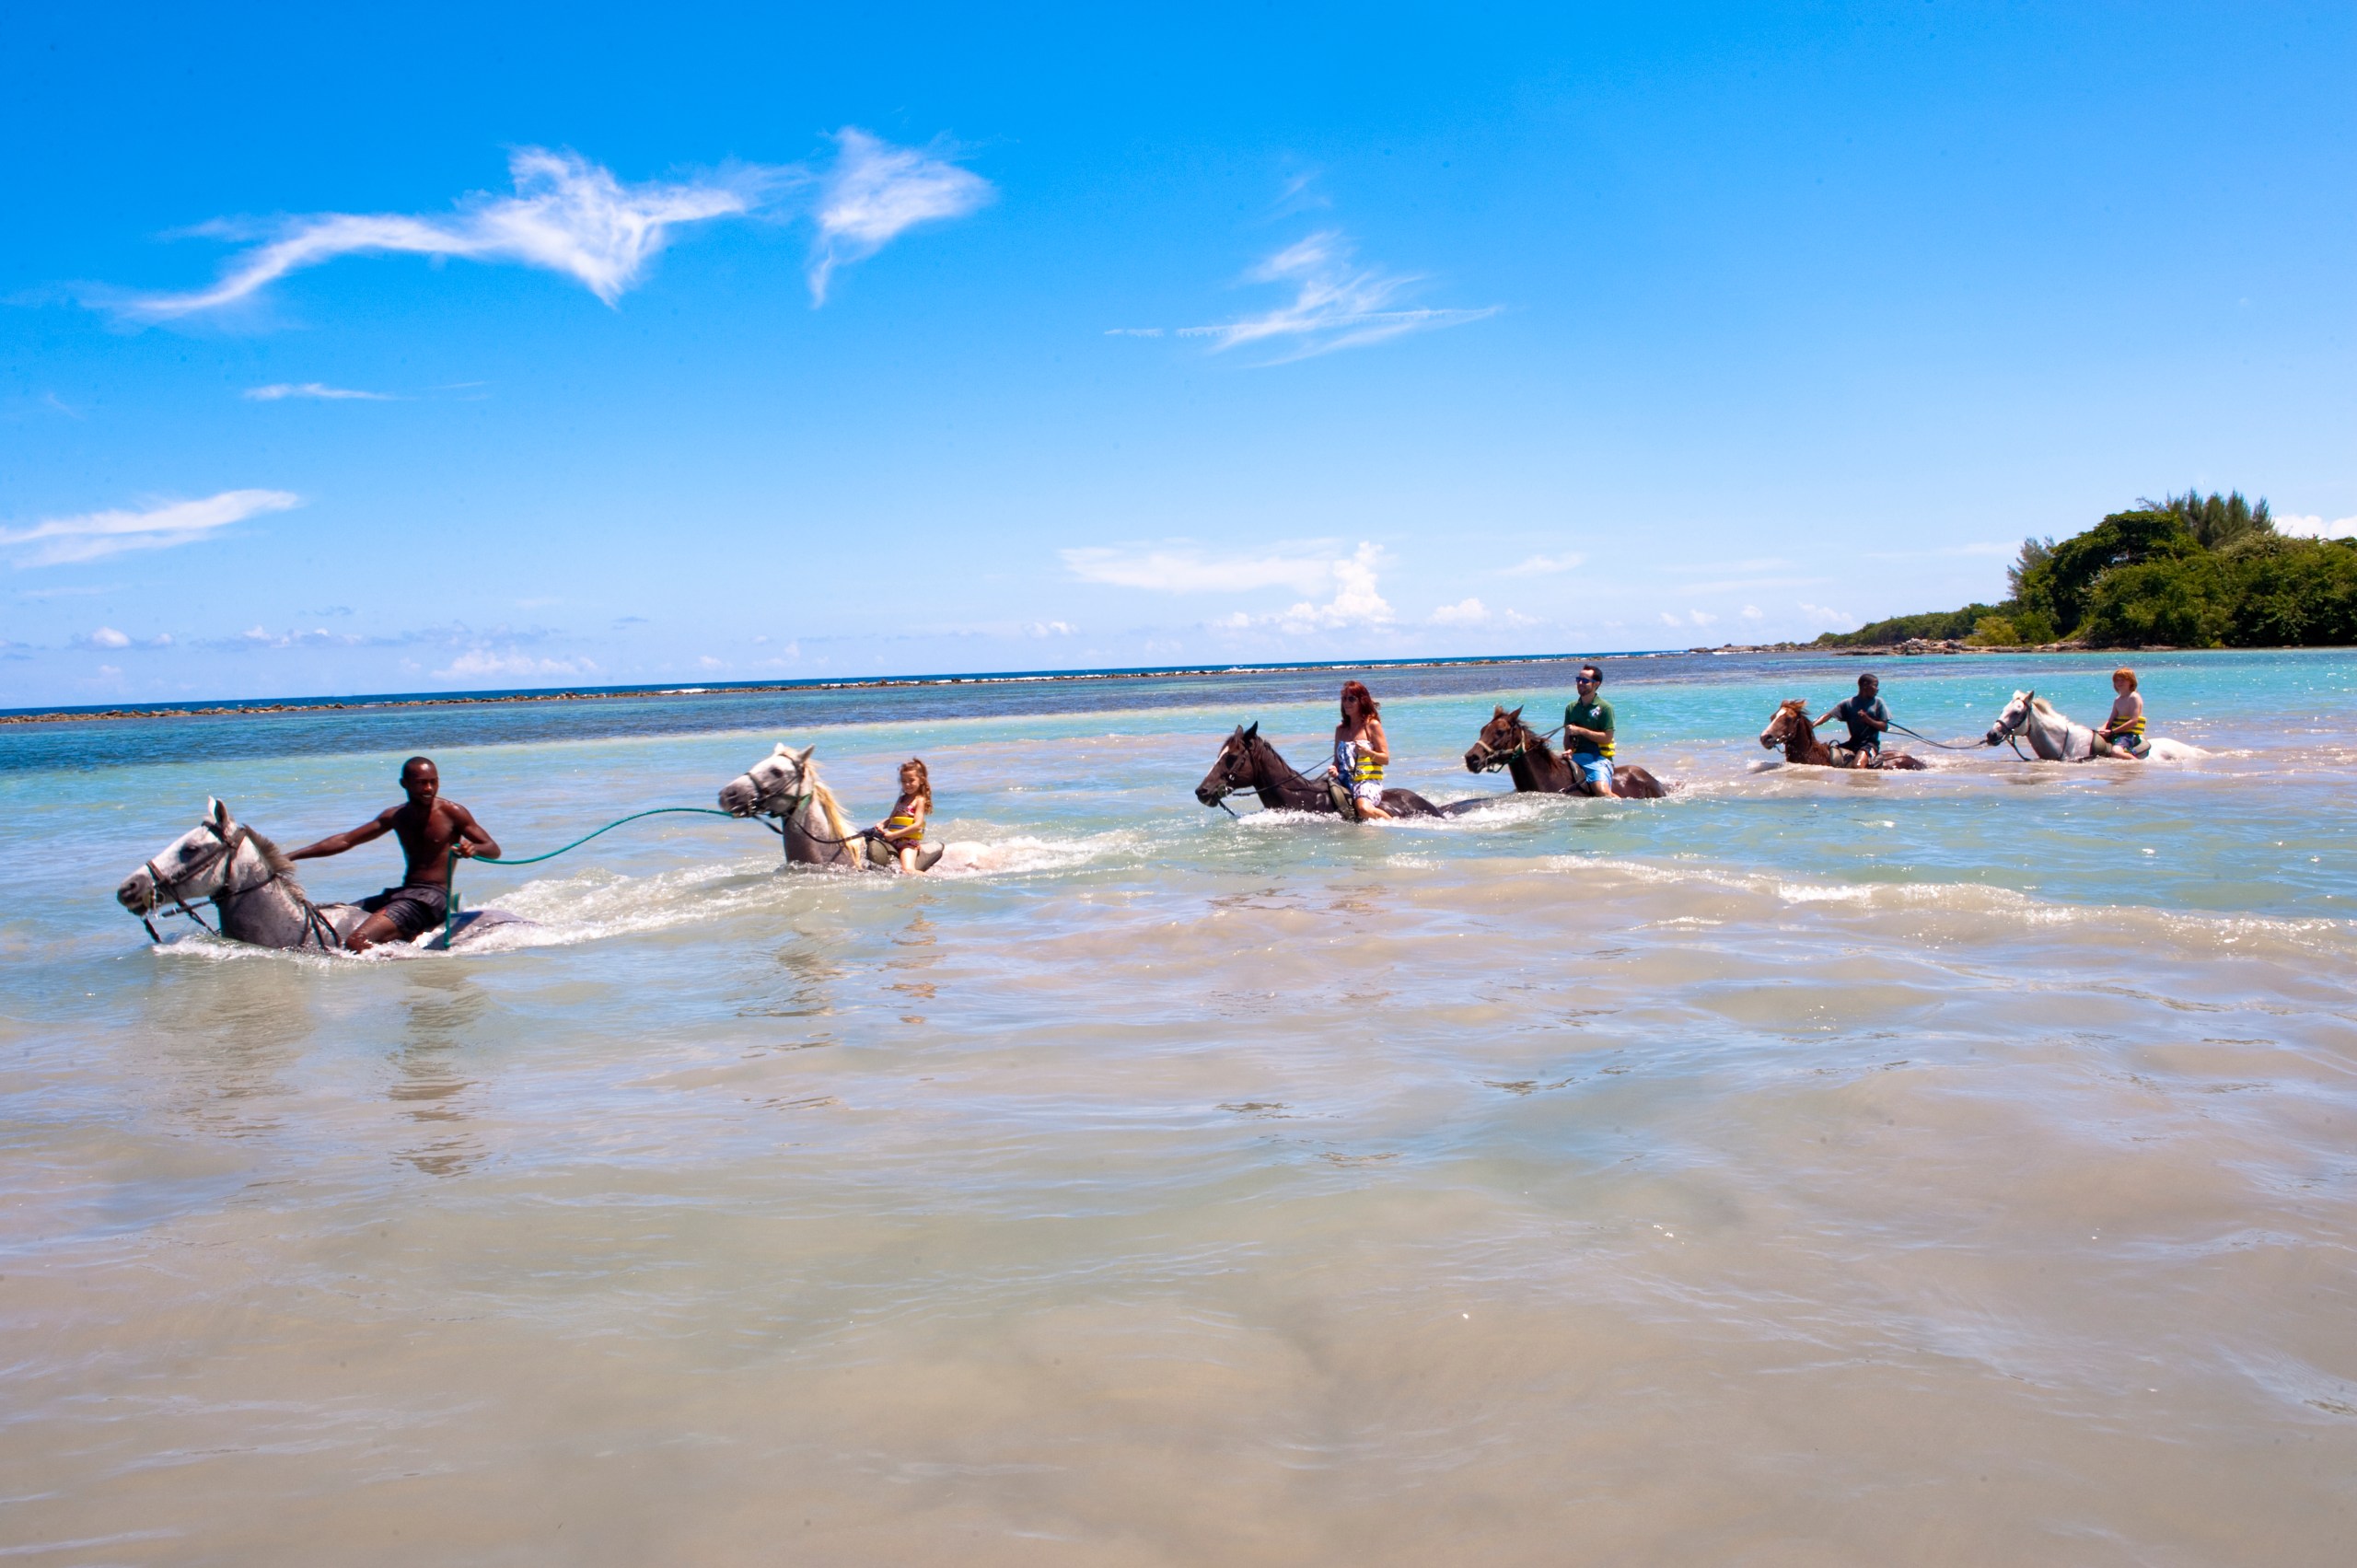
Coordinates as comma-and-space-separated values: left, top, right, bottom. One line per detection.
1818, 491, 2357, 649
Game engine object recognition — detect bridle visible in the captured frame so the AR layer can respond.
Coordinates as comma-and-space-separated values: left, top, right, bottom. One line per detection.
1201, 731, 1330, 816
1986, 692, 2038, 761
736, 770, 865, 849
1468, 718, 1562, 773
135, 817, 337, 949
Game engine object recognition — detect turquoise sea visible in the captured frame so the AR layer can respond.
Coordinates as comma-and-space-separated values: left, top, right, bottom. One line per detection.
3, 648, 2353, 1564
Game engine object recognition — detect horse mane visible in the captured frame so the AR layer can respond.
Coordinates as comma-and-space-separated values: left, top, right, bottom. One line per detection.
1778, 698, 1807, 714
801, 763, 858, 844
2028, 694, 2056, 715
243, 825, 298, 876
238, 824, 317, 901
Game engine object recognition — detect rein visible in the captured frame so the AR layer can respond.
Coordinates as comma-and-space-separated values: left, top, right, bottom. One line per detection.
1884, 722, 1983, 752
443, 805, 747, 945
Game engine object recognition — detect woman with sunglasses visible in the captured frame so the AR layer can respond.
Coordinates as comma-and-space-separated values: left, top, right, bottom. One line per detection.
1327, 679, 1395, 821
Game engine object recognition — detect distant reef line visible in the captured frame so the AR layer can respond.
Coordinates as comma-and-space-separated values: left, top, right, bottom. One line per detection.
0, 651, 1617, 727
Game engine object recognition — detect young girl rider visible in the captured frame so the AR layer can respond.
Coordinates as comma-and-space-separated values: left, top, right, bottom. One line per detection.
1327, 679, 1394, 821
2096, 668, 2149, 759
871, 758, 933, 872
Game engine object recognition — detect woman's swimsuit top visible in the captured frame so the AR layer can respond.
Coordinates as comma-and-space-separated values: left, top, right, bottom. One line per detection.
1336, 738, 1384, 784
879, 808, 923, 842
2108, 698, 2145, 737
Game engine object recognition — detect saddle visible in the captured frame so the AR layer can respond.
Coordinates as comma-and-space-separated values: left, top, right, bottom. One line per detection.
859, 832, 946, 871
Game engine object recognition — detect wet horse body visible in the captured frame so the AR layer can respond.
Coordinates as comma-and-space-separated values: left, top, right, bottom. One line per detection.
1984, 690, 2200, 762
718, 743, 947, 870
1759, 701, 1929, 770
1462, 706, 1670, 798
1194, 725, 1469, 819
116, 799, 525, 951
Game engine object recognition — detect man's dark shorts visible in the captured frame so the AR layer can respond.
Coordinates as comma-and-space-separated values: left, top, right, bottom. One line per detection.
360, 884, 448, 941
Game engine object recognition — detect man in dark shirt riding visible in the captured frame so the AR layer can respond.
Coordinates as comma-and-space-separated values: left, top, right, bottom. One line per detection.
1813, 672, 1891, 764
288, 756, 501, 951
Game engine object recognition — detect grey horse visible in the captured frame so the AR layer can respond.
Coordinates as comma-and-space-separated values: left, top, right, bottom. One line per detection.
118, 797, 528, 952
1984, 690, 2203, 762
717, 743, 949, 871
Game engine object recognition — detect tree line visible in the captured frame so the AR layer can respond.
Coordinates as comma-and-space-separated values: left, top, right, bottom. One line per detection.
1817, 492, 2357, 648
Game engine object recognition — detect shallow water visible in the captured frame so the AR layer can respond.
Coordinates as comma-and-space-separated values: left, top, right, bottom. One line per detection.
4, 650, 2353, 1564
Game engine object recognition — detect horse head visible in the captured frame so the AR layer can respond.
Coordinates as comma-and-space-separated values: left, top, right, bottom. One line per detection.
1985, 690, 2034, 747
1759, 699, 1809, 750
719, 743, 817, 818
1195, 723, 1260, 807
1465, 705, 1526, 773
119, 797, 242, 914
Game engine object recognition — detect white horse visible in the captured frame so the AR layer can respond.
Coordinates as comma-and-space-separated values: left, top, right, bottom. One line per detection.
1983, 690, 2204, 762
717, 743, 958, 872
117, 798, 528, 952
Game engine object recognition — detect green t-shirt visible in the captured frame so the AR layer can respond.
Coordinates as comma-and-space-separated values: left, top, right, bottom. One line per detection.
1564, 697, 1615, 757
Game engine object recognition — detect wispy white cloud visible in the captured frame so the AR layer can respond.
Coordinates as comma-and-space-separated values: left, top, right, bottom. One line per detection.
1660, 609, 1718, 628
807, 129, 993, 305
1174, 232, 1496, 362
1062, 540, 1341, 596
1798, 602, 1855, 628
112, 133, 988, 320
2278, 512, 2357, 540
1027, 620, 1077, 637
1, 489, 299, 567
1678, 575, 1824, 595
1864, 540, 2015, 561
122, 149, 784, 319
83, 626, 130, 648
1505, 552, 1585, 575
245, 382, 393, 401
1741, 605, 1763, 621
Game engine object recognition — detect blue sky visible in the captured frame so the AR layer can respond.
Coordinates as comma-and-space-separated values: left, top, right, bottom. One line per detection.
4, 2, 2351, 705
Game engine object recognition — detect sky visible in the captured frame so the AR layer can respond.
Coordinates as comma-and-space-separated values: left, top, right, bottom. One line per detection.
3, 1, 2352, 705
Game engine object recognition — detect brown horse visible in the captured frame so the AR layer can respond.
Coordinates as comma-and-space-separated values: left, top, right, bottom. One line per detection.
1758, 700, 1929, 770
1193, 724, 1474, 820
1461, 705, 1670, 799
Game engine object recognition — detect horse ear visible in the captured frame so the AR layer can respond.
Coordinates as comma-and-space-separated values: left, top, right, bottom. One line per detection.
794, 746, 815, 765
1244, 722, 1259, 738
207, 796, 228, 828
1508, 705, 1524, 721
772, 742, 789, 757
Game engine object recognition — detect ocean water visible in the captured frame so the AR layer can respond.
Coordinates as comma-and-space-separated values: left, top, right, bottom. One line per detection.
3, 648, 2353, 1565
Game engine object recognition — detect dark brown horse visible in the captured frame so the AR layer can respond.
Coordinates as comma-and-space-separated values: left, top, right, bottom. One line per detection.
1194, 724, 1471, 819
1758, 699, 1929, 770
1460, 705, 1669, 799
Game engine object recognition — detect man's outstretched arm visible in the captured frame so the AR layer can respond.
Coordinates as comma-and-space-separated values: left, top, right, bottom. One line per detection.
287, 810, 395, 862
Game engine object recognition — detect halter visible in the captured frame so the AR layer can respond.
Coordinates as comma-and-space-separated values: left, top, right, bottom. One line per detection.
135, 818, 338, 950
743, 779, 869, 850
1985, 693, 2039, 761
1203, 731, 1334, 814
1468, 720, 1563, 773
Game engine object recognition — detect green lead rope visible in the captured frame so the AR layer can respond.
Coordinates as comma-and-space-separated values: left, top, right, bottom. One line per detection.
442, 807, 745, 947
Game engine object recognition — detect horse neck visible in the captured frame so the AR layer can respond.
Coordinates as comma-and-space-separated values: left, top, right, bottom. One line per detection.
215, 842, 312, 946
1248, 738, 1322, 807
1508, 728, 1568, 791
1780, 713, 1826, 763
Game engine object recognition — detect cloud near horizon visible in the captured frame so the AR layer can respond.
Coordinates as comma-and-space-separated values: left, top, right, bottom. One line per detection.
0, 489, 300, 567
117, 134, 989, 319
2278, 512, 2357, 540
1177, 231, 1496, 362
1062, 540, 1344, 596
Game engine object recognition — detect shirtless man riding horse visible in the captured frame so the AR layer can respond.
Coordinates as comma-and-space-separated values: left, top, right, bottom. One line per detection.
287, 757, 501, 951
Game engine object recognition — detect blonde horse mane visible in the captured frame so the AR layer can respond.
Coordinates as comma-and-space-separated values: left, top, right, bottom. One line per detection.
798, 761, 859, 849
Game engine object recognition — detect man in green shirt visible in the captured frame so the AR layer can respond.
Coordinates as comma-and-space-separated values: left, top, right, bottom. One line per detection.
1562, 663, 1616, 796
